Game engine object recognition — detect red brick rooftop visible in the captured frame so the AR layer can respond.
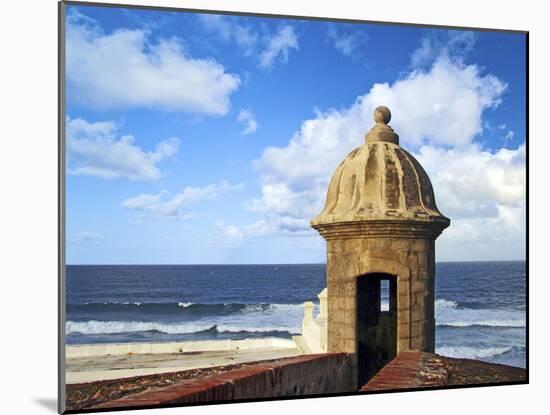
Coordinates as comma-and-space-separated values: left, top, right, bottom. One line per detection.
361, 351, 526, 392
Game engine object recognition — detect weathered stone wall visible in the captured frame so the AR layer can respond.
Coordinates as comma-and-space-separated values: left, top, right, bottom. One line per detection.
93, 353, 355, 410
326, 235, 436, 356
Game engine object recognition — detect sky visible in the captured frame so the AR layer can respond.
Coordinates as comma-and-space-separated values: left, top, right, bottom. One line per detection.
64, 4, 527, 265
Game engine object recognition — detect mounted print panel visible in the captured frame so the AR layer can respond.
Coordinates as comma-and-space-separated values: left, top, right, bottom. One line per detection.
58, 1, 528, 413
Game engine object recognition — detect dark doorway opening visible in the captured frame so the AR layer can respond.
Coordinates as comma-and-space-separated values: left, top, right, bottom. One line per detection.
356, 273, 397, 386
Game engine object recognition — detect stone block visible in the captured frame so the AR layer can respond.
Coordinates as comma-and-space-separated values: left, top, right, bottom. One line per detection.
419, 253, 431, 267
412, 239, 428, 250
328, 323, 344, 338
342, 310, 355, 324
331, 310, 347, 323
391, 239, 410, 250
397, 321, 410, 339
415, 268, 431, 280
411, 280, 427, 294
327, 240, 343, 254
411, 308, 426, 322
329, 281, 355, 296
398, 311, 410, 326
417, 292, 430, 305
397, 294, 410, 311
406, 254, 420, 268
397, 338, 411, 352
369, 239, 391, 250
343, 323, 356, 338
344, 340, 356, 353
343, 296, 356, 310
411, 320, 429, 337
397, 279, 409, 296
410, 335, 427, 350
331, 323, 356, 339
328, 338, 344, 352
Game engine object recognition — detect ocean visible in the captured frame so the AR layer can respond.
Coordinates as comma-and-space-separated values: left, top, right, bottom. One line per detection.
65, 261, 526, 368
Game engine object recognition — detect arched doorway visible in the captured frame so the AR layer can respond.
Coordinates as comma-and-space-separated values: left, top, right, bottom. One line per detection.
356, 273, 397, 386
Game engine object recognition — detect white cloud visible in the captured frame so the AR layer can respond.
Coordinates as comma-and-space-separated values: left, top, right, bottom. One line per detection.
67, 117, 179, 181
253, 55, 507, 191
436, 201, 525, 260
416, 144, 526, 219
217, 215, 311, 240
411, 30, 476, 68
419, 144, 526, 259
67, 10, 240, 115
372, 59, 506, 147
505, 130, 515, 141
198, 14, 258, 56
198, 15, 299, 70
219, 53, 524, 260
217, 220, 271, 240
121, 181, 243, 218
71, 231, 105, 243
237, 109, 259, 135
259, 25, 299, 69
327, 25, 368, 57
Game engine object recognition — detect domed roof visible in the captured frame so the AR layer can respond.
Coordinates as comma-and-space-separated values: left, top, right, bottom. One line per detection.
311, 107, 450, 228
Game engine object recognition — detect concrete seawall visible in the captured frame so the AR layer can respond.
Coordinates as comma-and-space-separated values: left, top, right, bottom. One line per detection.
66, 338, 302, 383
66, 338, 296, 358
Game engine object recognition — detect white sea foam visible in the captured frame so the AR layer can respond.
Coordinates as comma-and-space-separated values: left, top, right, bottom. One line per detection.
65, 320, 297, 335
67, 299, 524, 337
435, 299, 525, 327
439, 319, 526, 328
381, 298, 523, 327
437, 346, 512, 359
267, 303, 308, 312
83, 301, 143, 306
66, 320, 215, 335
67, 302, 306, 336
218, 303, 304, 333
217, 324, 298, 333
435, 299, 459, 309
241, 304, 269, 313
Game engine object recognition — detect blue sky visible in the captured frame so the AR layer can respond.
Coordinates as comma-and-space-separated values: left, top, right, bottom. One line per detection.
65, 4, 526, 264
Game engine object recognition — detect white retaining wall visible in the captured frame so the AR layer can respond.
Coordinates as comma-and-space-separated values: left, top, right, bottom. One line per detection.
66, 337, 297, 359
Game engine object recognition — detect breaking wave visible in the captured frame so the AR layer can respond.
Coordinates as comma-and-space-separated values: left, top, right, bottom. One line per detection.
434, 299, 525, 328
67, 299, 524, 337
66, 320, 296, 335
437, 346, 513, 359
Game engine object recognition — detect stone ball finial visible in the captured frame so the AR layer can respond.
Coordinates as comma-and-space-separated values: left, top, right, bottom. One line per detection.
365, 106, 398, 145
374, 106, 391, 125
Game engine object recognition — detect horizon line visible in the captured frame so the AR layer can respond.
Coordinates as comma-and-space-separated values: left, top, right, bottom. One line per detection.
66, 259, 526, 266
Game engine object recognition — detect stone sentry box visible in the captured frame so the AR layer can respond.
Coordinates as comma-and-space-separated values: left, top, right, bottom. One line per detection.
311, 106, 450, 387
